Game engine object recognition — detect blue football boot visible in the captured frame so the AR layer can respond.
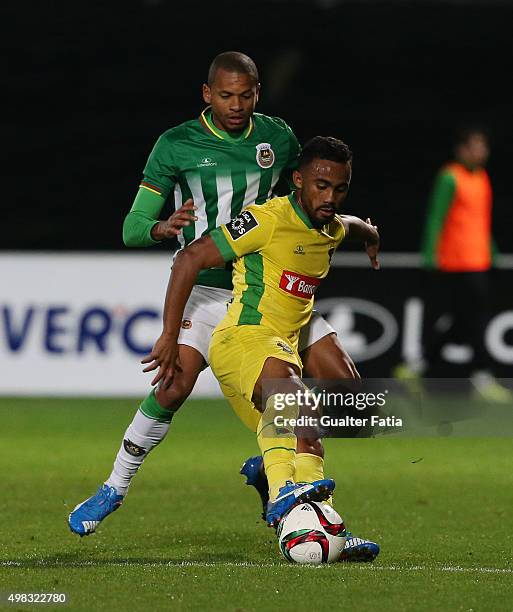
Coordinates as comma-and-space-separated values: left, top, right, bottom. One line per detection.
240, 455, 269, 520
68, 484, 124, 537
266, 479, 335, 528
241, 455, 379, 559
340, 532, 380, 562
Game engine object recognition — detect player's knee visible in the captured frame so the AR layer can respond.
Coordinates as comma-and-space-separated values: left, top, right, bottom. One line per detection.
297, 437, 324, 458
155, 376, 195, 412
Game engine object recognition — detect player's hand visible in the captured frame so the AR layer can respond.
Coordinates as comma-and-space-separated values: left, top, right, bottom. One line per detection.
141, 333, 180, 386
151, 199, 197, 240
365, 217, 380, 270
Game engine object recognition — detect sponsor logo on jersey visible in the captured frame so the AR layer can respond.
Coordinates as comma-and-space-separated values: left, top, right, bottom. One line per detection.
123, 439, 146, 457
181, 319, 192, 329
294, 244, 305, 255
255, 143, 275, 169
227, 211, 259, 240
197, 157, 217, 167
277, 340, 294, 355
279, 270, 320, 298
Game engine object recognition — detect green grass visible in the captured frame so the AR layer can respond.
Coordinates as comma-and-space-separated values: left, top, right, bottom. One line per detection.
1, 397, 513, 611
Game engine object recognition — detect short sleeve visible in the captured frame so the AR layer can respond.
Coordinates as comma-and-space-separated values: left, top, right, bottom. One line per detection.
141, 132, 178, 200
210, 206, 276, 262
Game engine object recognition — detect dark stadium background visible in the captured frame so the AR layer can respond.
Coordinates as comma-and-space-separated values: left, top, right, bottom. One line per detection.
4, 0, 513, 252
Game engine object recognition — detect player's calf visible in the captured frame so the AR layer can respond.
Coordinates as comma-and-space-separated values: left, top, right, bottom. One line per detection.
155, 373, 197, 411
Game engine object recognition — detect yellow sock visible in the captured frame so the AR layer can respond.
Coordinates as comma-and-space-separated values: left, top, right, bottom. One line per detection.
257, 394, 298, 501
295, 452, 324, 483
295, 452, 333, 506
262, 449, 296, 501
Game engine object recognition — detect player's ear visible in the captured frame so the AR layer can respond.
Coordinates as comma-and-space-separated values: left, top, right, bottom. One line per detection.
292, 169, 302, 190
202, 83, 212, 104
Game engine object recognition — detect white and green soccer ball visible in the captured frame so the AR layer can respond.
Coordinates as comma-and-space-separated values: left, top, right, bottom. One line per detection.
277, 501, 347, 564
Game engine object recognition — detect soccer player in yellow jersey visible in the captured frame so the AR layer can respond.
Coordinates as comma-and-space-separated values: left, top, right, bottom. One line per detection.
143, 136, 380, 527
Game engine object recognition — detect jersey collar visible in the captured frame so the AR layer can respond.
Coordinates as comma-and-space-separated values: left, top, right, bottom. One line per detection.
288, 192, 314, 229
199, 107, 254, 142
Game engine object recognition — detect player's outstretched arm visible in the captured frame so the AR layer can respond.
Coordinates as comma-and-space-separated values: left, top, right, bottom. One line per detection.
341, 215, 380, 270
141, 236, 224, 386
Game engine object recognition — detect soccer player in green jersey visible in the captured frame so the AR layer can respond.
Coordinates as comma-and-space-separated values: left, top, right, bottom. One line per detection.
68, 52, 379, 561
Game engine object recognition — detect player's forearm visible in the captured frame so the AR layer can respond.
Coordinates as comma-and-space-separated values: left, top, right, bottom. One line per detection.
123, 187, 166, 247
123, 211, 160, 247
161, 250, 202, 340
421, 172, 455, 267
421, 211, 447, 267
161, 237, 225, 339
343, 216, 379, 245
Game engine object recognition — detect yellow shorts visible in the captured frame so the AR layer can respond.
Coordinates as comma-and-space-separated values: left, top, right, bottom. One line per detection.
209, 325, 302, 432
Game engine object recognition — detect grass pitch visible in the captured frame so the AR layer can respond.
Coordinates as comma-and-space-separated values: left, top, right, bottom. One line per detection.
1, 397, 513, 611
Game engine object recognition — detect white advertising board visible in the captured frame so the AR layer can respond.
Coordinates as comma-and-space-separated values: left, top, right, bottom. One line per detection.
0, 253, 222, 396
3, 252, 511, 396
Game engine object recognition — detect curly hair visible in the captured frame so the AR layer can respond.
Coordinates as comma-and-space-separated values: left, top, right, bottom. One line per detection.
299, 136, 353, 168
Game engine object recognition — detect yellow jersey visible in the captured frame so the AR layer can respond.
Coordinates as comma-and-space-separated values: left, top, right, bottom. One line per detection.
210, 193, 345, 349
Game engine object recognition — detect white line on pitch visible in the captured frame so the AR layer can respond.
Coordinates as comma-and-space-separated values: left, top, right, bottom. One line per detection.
359, 565, 513, 575
1, 560, 513, 574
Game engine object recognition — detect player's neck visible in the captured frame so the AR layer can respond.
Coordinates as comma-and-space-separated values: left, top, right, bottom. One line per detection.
201, 107, 253, 143
294, 192, 316, 228
210, 110, 247, 137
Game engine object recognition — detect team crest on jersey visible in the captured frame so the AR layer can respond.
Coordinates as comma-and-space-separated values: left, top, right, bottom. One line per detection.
227, 211, 259, 240
279, 270, 321, 299
294, 244, 305, 255
181, 319, 192, 329
255, 143, 275, 169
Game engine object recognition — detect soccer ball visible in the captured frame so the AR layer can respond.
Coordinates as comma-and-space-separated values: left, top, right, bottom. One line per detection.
277, 501, 347, 564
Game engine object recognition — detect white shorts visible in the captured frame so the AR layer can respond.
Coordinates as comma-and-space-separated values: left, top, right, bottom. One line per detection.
178, 285, 336, 364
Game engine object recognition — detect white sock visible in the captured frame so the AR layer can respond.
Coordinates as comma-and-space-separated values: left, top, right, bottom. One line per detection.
105, 409, 172, 496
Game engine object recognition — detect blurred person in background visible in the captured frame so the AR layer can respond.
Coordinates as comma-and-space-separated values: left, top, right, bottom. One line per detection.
394, 127, 511, 402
